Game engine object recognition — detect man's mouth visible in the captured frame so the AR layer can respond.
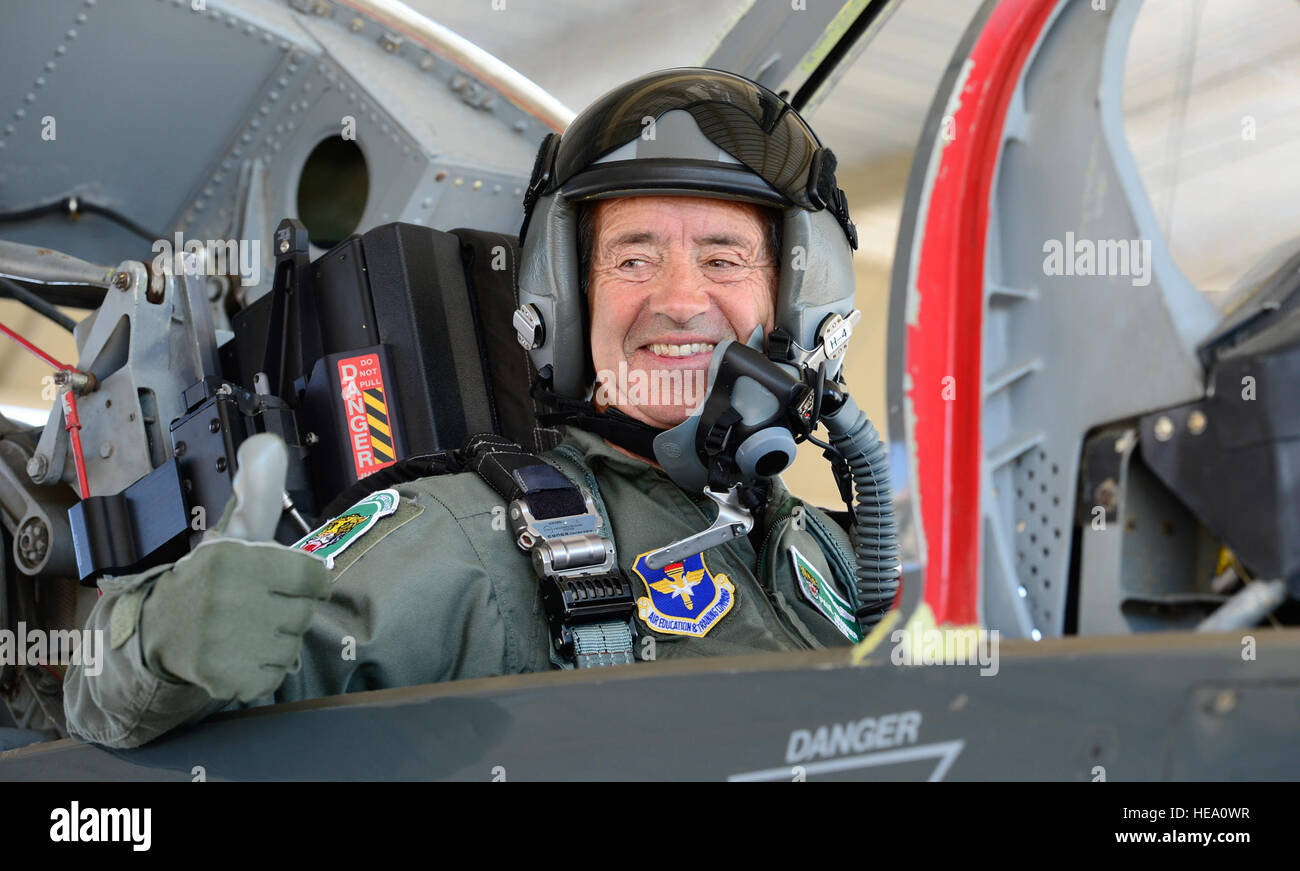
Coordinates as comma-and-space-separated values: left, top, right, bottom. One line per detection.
641, 341, 717, 359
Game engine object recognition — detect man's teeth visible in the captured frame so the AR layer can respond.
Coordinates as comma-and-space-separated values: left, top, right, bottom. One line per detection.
646, 342, 716, 357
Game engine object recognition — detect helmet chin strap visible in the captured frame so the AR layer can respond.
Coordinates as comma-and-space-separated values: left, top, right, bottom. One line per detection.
532, 377, 666, 463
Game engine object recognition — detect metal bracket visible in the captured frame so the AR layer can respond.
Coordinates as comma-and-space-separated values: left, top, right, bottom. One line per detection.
785, 310, 861, 377
643, 485, 754, 571
509, 487, 614, 579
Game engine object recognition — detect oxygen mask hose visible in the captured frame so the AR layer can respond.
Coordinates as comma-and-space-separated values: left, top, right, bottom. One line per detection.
819, 393, 900, 631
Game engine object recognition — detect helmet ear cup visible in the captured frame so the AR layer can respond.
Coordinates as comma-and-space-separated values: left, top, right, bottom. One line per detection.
518, 192, 588, 400
776, 207, 857, 370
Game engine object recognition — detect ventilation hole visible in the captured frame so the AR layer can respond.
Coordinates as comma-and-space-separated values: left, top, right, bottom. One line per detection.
1052, 464, 1059, 475
1017, 488, 1023, 498
1052, 496, 1059, 506
1029, 501, 1036, 511
1053, 528, 1061, 539
1040, 483, 1047, 493
1044, 578, 1051, 588
1044, 610, 1051, 620
1030, 533, 1037, 543
1028, 469, 1035, 479
297, 136, 369, 248
1031, 565, 1038, 575
1041, 515, 1048, 525
1018, 551, 1024, 562
1039, 450, 1046, 460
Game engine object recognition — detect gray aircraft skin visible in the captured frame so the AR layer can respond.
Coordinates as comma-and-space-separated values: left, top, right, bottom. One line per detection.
0, 0, 1297, 780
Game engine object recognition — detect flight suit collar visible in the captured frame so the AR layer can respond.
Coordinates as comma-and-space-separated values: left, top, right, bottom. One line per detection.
557, 424, 660, 475
555, 425, 795, 530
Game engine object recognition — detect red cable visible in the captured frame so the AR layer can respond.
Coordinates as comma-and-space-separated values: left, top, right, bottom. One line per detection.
0, 320, 91, 498
61, 390, 91, 499
0, 321, 66, 370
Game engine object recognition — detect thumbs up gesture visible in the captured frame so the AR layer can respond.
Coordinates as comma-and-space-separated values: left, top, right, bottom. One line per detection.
141, 434, 331, 702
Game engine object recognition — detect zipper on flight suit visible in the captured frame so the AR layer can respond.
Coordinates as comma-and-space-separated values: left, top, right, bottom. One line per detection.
754, 495, 800, 583
753, 494, 877, 645
800, 507, 866, 616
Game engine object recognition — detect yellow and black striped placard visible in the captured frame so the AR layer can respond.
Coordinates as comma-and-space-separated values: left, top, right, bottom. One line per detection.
364, 387, 394, 463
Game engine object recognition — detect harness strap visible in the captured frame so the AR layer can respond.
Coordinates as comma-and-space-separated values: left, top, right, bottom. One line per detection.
462, 432, 636, 669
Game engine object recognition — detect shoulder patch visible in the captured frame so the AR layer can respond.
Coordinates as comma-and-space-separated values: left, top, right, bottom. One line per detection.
789, 544, 861, 642
293, 489, 400, 569
632, 550, 735, 638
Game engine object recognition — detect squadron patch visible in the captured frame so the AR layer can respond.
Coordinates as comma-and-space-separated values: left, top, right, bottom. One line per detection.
632, 550, 734, 637
789, 545, 861, 642
293, 489, 399, 569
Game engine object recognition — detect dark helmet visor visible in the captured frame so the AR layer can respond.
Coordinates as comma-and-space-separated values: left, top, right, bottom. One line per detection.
549, 68, 824, 210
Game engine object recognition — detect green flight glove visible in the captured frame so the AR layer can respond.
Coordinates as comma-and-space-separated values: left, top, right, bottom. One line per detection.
140, 433, 332, 702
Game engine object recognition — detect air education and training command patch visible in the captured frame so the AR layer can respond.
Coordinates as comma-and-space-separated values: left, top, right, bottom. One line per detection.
632, 550, 735, 637
292, 488, 399, 569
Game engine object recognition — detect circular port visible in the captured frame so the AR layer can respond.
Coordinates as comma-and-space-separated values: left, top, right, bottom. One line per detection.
296, 136, 369, 249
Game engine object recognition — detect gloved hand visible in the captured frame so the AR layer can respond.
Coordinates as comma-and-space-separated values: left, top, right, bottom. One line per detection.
140, 434, 331, 702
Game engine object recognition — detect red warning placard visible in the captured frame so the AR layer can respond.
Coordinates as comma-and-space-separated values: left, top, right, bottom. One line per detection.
338, 353, 396, 479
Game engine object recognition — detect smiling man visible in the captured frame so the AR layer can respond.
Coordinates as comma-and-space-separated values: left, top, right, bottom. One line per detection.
63, 68, 878, 749
587, 195, 778, 430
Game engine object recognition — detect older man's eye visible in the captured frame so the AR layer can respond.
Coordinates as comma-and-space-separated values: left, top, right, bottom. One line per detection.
618, 258, 647, 269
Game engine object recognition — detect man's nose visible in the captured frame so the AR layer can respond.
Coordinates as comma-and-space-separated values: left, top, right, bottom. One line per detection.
648, 253, 711, 323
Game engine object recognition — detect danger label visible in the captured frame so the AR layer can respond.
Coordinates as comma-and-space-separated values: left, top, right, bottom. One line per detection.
338, 353, 396, 479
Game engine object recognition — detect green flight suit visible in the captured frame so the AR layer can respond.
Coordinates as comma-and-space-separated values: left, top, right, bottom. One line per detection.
63, 426, 863, 748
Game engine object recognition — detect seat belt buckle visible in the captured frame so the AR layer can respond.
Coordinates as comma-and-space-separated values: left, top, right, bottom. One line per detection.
508, 489, 636, 660
539, 573, 637, 661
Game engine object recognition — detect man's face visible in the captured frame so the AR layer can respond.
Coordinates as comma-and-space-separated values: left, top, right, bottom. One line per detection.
587, 195, 778, 430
